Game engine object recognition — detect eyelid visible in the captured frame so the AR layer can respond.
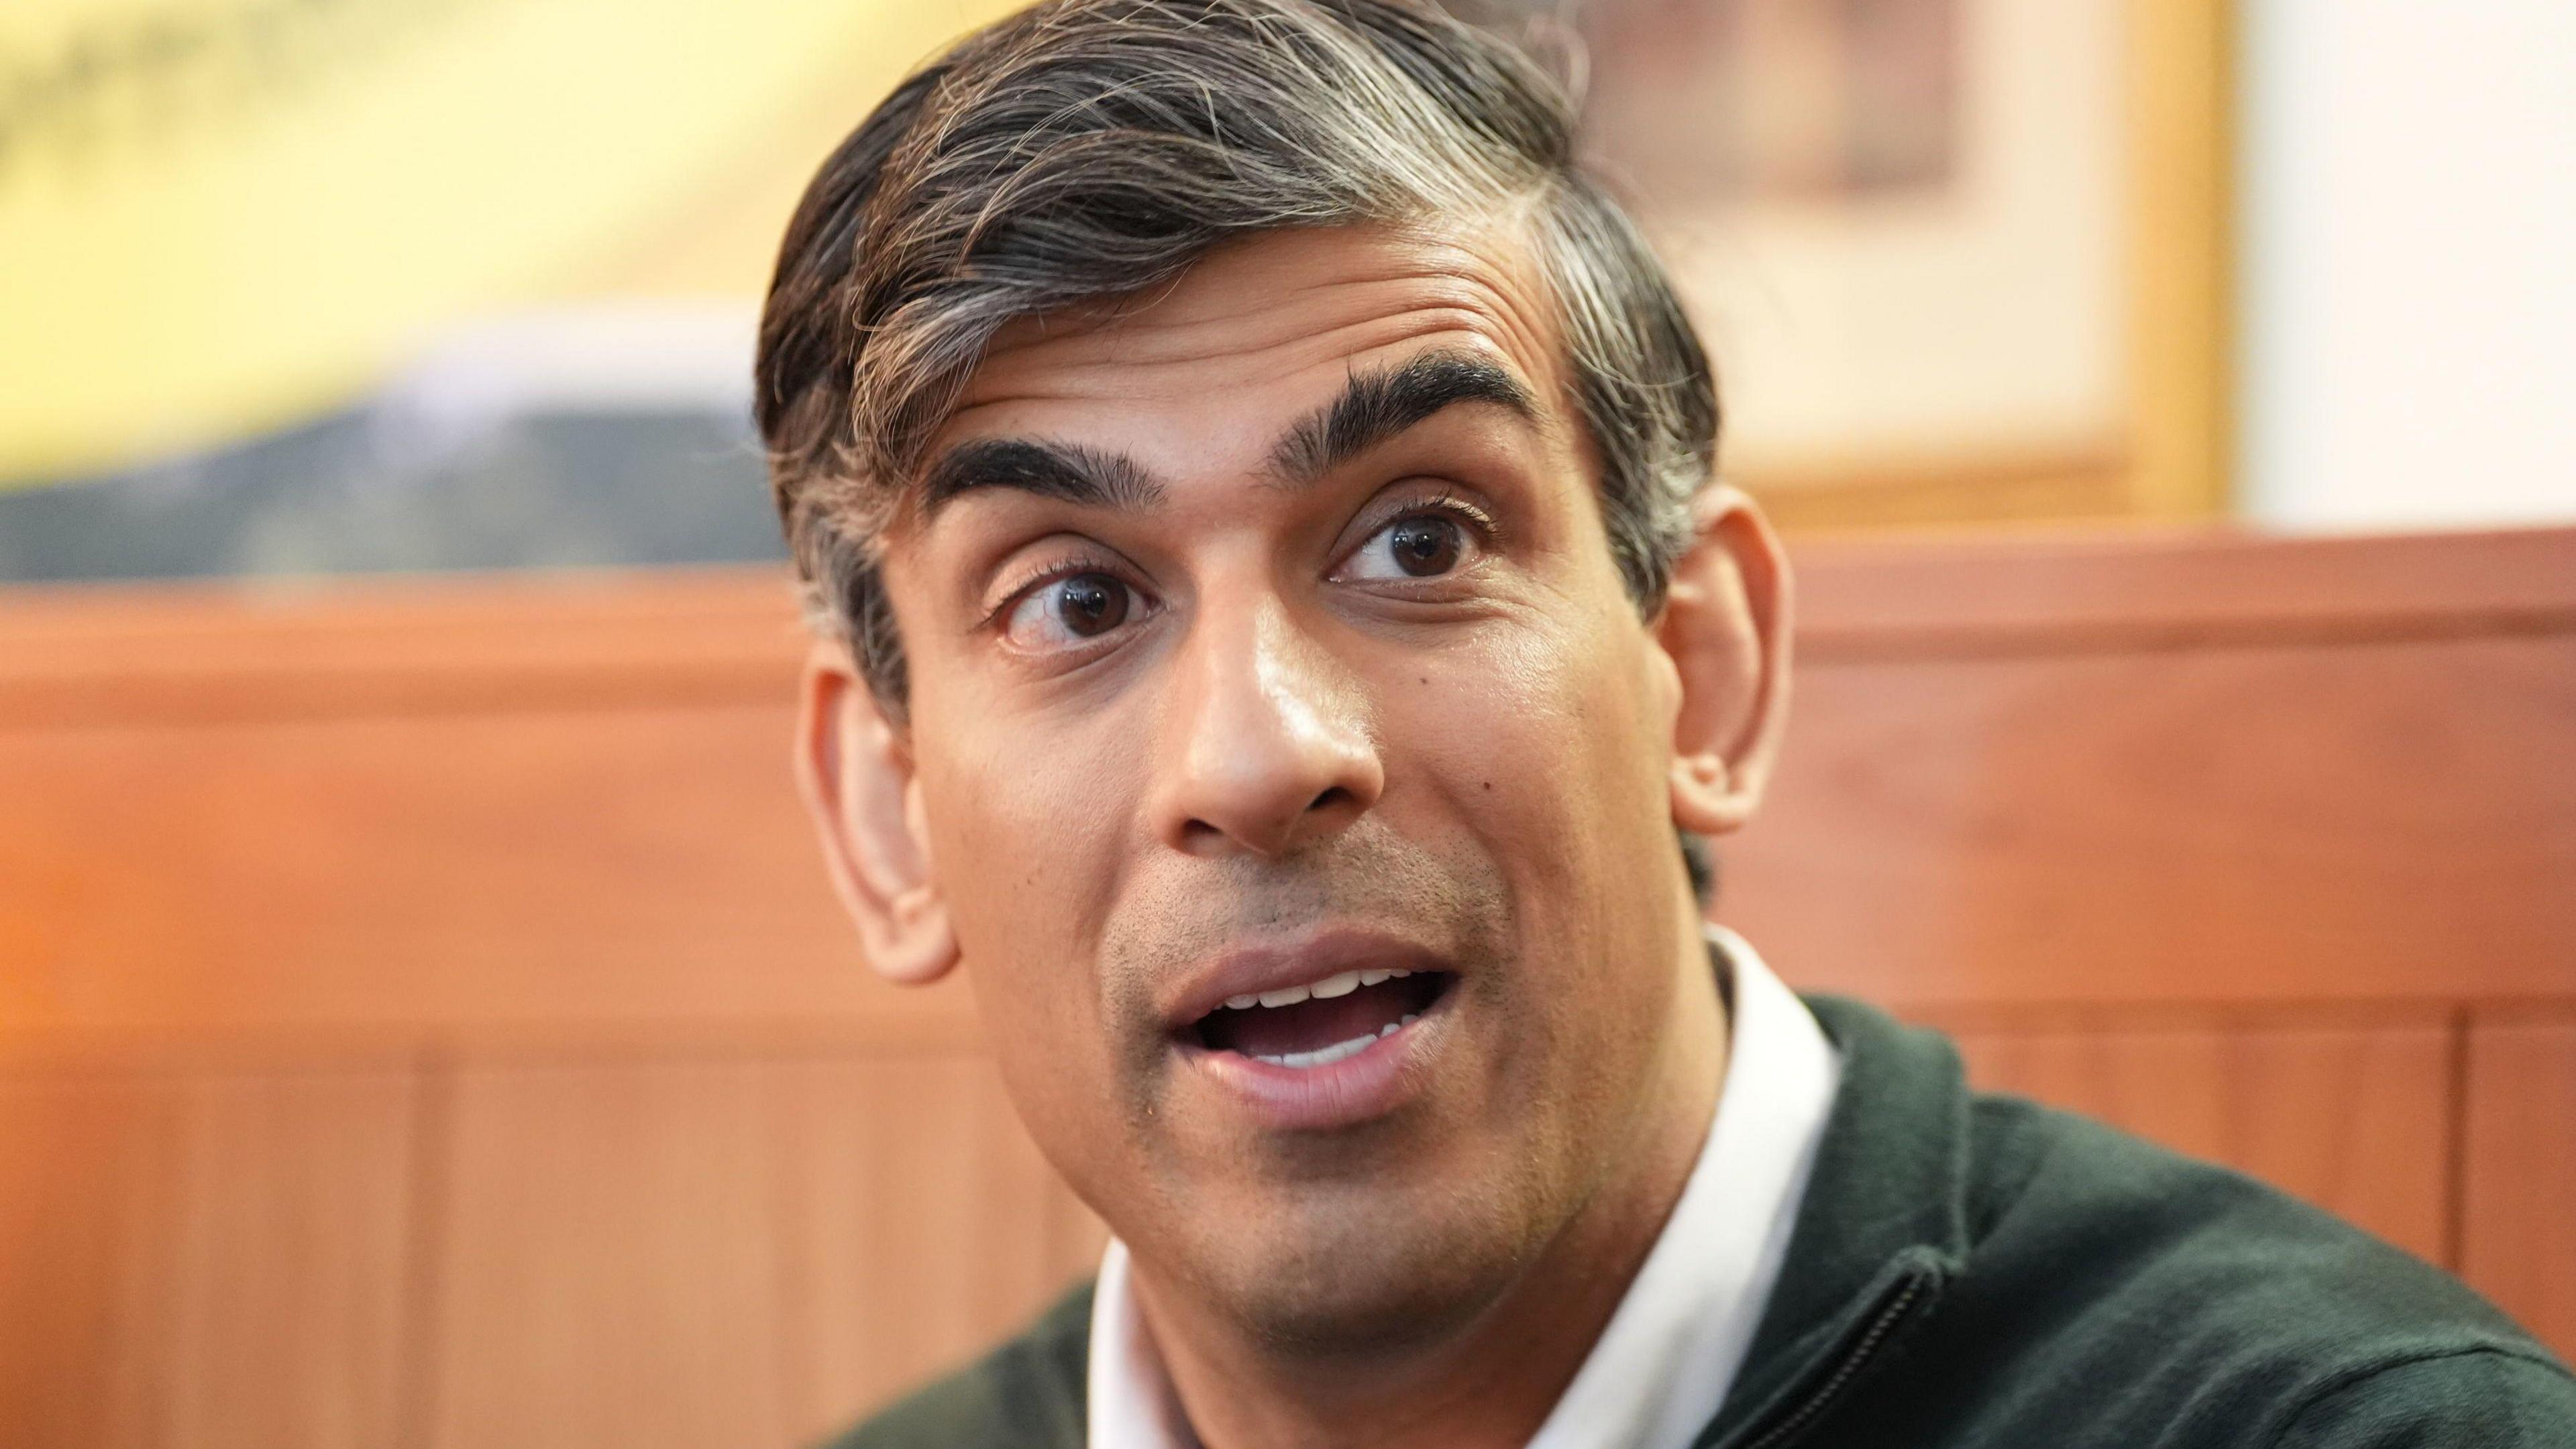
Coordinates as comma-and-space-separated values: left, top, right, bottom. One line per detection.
975, 487, 1495, 628
976, 547, 1138, 633
1335, 488, 1501, 572
1378, 487, 1496, 534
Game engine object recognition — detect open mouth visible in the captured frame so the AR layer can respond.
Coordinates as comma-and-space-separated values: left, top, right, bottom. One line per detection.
1190, 968, 1454, 1069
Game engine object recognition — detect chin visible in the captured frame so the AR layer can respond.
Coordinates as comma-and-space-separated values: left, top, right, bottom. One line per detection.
1184, 1172, 1552, 1358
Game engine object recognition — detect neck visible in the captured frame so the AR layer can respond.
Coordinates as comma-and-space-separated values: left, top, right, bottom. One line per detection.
1136, 904, 1729, 1449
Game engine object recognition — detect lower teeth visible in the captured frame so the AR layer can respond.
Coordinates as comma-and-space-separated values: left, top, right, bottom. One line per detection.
1251, 1012, 1421, 1069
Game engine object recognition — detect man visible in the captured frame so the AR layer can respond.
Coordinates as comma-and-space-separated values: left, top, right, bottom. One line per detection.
753, 2, 2576, 1444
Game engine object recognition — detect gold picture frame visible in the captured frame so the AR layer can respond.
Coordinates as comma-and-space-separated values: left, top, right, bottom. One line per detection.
1569, 0, 2234, 533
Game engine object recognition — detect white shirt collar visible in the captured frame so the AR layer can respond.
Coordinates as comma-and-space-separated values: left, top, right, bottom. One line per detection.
1086, 928, 1841, 1449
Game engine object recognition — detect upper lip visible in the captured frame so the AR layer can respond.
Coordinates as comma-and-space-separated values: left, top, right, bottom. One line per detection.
1160, 926, 1454, 1033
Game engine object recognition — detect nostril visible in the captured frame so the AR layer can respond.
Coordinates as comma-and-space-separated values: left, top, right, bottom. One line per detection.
1309, 786, 1352, 812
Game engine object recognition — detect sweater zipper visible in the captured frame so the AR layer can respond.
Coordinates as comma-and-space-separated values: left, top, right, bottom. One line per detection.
1725, 1268, 1933, 1449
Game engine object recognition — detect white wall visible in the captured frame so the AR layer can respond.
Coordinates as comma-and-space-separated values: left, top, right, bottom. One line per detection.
2238, 0, 2576, 531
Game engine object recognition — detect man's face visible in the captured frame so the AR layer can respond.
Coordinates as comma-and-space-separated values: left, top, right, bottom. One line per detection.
873, 223, 1711, 1345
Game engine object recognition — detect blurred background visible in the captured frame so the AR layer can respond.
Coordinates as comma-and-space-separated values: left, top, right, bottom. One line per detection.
5, 0, 2572, 569
2, 1, 2571, 1446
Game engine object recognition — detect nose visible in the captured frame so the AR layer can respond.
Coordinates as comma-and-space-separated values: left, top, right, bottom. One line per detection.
1151, 594, 1384, 859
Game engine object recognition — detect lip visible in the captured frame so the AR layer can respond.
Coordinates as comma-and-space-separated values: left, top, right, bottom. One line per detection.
1159, 926, 1456, 1031
1173, 986, 1452, 1131
1160, 925, 1460, 1132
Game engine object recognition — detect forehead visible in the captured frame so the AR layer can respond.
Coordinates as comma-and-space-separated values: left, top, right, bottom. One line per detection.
935, 221, 1567, 458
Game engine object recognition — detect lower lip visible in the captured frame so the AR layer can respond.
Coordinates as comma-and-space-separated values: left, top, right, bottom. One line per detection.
1175, 1003, 1443, 1132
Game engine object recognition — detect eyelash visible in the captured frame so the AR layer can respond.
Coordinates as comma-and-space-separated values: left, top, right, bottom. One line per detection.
1373, 491, 1499, 553
1338, 490, 1504, 583
977, 548, 1134, 634
975, 488, 1504, 633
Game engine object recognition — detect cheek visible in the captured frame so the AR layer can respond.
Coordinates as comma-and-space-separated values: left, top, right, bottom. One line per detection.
910, 698, 1157, 1200
1389, 606, 1670, 877
1383, 600, 1682, 1092
912, 697, 1143, 1040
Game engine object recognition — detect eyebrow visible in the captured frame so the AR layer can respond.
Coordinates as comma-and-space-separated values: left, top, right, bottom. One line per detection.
914, 347, 1538, 521
1267, 348, 1538, 486
918, 438, 1167, 519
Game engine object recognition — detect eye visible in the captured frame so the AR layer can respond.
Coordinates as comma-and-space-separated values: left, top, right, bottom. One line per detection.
1000, 570, 1141, 649
1345, 512, 1472, 582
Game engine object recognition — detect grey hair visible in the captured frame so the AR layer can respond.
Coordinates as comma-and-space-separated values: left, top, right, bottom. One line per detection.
754, 0, 1719, 887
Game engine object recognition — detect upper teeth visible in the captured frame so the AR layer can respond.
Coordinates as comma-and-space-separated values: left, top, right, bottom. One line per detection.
1225, 967, 1411, 1012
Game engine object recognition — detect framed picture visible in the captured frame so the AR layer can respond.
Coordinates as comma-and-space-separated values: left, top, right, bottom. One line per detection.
1511, 0, 2232, 530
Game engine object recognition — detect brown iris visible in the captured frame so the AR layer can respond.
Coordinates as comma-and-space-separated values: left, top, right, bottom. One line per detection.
1055, 574, 1129, 636
1387, 516, 1463, 576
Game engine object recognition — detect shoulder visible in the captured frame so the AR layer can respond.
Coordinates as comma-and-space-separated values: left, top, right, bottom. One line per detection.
2271, 1347, 2576, 1446
1955, 1093, 2576, 1442
1964, 1090, 2508, 1342
814, 1282, 1093, 1449
1789, 997, 2573, 1443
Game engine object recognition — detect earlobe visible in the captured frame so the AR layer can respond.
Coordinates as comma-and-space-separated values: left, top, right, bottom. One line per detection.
794, 643, 959, 985
1656, 486, 1794, 837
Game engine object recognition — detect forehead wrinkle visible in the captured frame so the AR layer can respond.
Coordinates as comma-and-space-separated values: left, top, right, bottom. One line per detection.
930, 227, 1580, 502
973, 303, 1500, 392
959, 308, 1548, 438
1089, 273, 1540, 363
961, 239, 1558, 405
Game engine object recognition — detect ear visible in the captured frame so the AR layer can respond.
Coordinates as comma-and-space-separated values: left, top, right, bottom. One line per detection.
1656, 485, 1794, 836
793, 639, 959, 985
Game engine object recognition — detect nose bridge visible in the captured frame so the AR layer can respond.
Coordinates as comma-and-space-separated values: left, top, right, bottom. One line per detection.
1156, 584, 1382, 857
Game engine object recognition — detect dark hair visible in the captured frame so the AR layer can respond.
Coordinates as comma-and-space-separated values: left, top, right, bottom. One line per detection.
754, 0, 1721, 898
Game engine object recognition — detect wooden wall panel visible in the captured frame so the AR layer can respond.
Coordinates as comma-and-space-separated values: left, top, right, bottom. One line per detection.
1932, 1014, 2455, 1265
3, 529, 2568, 1444
0, 572, 800, 724
2462, 1018, 2576, 1363
0, 1067, 417, 1449
0, 1072, 179, 1449
157, 1069, 419, 1449
425, 1056, 797, 1449
0, 707, 974, 1044
423, 1051, 1095, 1449
765, 1055, 1100, 1444
1790, 526, 2576, 644
6, 533, 2569, 1045
1727, 635, 2576, 1008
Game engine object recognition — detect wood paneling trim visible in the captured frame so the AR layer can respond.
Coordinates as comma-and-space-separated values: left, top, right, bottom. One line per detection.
0, 1017, 996, 1073
1793, 527, 2576, 653
7, 529, 2572, 729
0, 570, 806, 729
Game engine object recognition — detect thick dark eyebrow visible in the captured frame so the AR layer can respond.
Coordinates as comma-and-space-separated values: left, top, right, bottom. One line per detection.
918, 438, 1167, 520
1266, 349, 1539, 486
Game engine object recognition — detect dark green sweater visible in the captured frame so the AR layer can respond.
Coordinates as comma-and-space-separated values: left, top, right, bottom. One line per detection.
827, 996, 2576, 1447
